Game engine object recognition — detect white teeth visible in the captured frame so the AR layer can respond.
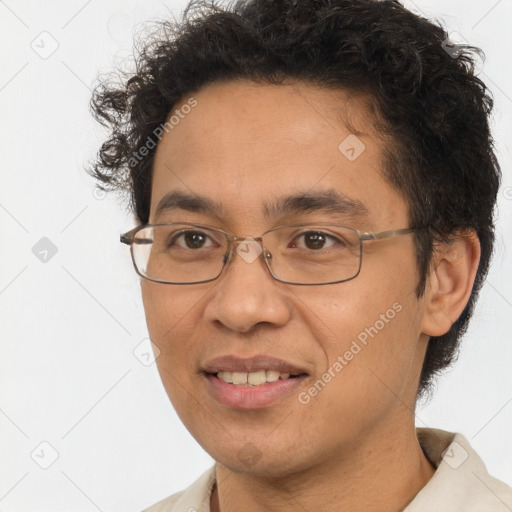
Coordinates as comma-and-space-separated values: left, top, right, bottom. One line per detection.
217, 371, 233, 383
216, 370, 296, 386
232, 372, 248, 385
266, 370, 280, 382
248, 370, 266, 385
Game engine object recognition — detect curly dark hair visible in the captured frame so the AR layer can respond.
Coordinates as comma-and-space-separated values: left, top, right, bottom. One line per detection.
89, 0, 500, 397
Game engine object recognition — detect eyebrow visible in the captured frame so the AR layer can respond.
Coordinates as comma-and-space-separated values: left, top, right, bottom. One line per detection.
155, 191, 226, 219
154, 189, 369, 221
263, 189, 368, 220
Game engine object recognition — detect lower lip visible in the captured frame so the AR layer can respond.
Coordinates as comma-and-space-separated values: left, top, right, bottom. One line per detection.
203, 373, 308, 409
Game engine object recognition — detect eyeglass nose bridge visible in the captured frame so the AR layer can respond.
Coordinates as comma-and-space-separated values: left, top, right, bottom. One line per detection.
223, 234, 274, 269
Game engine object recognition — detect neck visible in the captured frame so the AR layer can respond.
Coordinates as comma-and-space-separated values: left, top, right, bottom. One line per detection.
210, 422, 435, 512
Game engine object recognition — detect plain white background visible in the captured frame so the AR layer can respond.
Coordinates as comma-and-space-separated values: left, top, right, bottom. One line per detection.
0, 0, 510, 510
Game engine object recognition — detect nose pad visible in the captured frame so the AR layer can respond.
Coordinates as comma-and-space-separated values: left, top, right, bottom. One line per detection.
219, 238, 273, 281
234, 237, 264, 265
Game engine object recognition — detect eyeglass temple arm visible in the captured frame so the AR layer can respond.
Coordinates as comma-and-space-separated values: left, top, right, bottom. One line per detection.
360, 227, 420, 242
120, 226, 143, 245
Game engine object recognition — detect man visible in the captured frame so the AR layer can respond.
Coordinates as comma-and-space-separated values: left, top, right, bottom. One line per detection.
89, 0, 512, 510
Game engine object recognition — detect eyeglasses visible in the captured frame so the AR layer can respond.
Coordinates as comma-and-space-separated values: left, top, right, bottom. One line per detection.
120, 222, 421, 286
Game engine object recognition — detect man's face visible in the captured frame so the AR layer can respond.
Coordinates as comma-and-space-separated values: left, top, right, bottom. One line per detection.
142, 80, 430, 476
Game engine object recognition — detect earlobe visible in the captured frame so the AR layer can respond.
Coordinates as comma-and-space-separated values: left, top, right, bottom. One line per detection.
421, 230, 481, 337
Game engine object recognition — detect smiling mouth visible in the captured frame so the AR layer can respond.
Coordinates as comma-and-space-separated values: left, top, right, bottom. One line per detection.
209, 370, 306, 386
203, 367, 309, 409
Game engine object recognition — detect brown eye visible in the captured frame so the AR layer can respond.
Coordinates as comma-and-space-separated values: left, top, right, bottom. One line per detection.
291, 231, 336, 250
170, 230, 213, 249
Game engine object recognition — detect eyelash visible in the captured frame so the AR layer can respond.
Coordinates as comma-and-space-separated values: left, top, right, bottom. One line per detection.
169, 229, 344, 250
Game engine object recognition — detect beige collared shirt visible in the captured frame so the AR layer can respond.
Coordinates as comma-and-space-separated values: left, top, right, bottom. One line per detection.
143, 428, 512, 512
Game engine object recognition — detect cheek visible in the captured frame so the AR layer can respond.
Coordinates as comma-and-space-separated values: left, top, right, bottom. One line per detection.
141, 282, 202, 415
344, 312, 422, 411
140, 282, 204, 374
293, 278, 408, 346
296, 255, 422, 383
295, 296, 422, 439
141, 281, 208, 337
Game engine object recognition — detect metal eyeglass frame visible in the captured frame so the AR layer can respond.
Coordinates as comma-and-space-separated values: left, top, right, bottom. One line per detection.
120, 222, 423, 286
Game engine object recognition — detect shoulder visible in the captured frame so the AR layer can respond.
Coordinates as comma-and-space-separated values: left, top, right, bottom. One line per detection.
408, 428, 512, 512
142, 465, 216, 512
143, 490, 184, 512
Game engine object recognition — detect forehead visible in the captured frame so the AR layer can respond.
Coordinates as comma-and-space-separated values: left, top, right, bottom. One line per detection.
150, 80, 408, 230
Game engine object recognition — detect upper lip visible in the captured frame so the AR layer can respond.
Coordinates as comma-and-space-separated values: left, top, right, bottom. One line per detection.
201, 355, 309, 375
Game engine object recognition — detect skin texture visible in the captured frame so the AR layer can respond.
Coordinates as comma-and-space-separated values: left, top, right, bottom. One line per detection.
141, 80, 480, 512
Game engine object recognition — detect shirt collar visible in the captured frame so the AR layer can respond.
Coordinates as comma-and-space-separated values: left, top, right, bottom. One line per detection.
404, 428, 512, 511
152, 428, 512, 512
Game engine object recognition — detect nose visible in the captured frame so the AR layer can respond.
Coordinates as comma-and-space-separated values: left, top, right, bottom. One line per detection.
203, 239, 293, 333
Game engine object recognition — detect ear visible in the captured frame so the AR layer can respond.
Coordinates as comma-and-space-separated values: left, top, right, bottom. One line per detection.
421, 230, 481, 337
